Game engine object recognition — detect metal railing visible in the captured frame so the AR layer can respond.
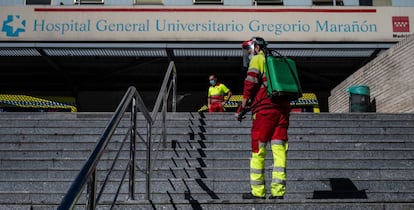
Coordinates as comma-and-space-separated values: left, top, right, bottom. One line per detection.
57, 61, 177, 210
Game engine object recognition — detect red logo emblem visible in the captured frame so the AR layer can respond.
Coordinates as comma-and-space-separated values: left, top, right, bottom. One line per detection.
392, 16, 410, 32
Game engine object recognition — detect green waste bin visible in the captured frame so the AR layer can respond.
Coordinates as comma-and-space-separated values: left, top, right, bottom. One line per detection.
348, 85, 370, 112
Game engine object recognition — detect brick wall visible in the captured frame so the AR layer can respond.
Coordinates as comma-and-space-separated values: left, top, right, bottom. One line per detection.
328, 34, 414, 113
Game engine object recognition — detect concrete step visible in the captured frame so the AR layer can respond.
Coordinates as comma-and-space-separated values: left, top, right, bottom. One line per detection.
1, 133, 413, 144
5, 196, 414, 210
1, 166, 413, 182
172, 133, 414, 141
1, 178, 413, 197
0, 113, 412, 130
1, 116, 413, 127
1, 147, 413, 159
1, 147, 414, 159
202, 112, 414, 120
1, 140, 413, 150
3, 156, 414, 169
1, 178, 413, 207
1, 126, 414, 135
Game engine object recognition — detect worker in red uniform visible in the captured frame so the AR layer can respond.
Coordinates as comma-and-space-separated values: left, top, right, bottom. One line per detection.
208, 74, 232, 112
236, 37, 290, 200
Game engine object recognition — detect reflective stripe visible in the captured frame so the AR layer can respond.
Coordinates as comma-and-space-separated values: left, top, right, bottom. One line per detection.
210, 94, 224, 101
247, 68, 259, 74
258, 141, 267, 148
211, 100, 224, 103
246, 75, 258, 83
210, 94, 224, 102
250, 168, 265, 174
271, 140, 285, 145
210, 94, 224, 98
273, 167, 286, 173
251, 180, 265, 185
272, 178, 286, 185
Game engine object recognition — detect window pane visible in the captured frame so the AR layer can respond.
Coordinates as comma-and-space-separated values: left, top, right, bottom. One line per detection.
74, 0, 104, 4
255, 0, 284, 5
136, 0, 163, 4
313, 0, 343, 5
373, 0, 391, 6
193, 0, 223, 4
26, 0, 51, 4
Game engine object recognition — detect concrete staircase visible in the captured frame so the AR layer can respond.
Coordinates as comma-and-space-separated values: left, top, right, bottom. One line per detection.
0, 112, 413, 209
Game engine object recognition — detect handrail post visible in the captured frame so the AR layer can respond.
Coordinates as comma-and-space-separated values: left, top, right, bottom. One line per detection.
145, 122, 152, 200
162, 87, 167, 148
86, 170, 97, 210
172, 64, 177, 112
129, 97, 137, 200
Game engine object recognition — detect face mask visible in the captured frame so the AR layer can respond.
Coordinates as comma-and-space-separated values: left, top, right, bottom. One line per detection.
209, 80, 216, 86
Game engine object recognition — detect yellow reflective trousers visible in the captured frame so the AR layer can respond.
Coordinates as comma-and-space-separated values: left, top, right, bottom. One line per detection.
250, 140, 288, 197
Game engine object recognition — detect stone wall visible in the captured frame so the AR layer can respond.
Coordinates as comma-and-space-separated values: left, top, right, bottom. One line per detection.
328, 34, 414, 113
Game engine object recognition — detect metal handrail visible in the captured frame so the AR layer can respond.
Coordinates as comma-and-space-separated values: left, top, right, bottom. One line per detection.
57, 61, 177, 210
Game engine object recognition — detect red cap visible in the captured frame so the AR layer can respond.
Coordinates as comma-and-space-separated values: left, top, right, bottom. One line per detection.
242, 40, 254, 49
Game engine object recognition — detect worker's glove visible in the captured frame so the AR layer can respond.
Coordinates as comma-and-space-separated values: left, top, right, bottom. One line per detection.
235, 104, 248, 122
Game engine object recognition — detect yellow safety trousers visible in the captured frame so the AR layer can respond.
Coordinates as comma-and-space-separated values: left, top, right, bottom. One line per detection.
250, 141, 288, 197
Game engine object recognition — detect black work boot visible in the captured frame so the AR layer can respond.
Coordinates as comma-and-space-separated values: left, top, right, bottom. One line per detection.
242, 192, 265, 199
268, 195, 284, 199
